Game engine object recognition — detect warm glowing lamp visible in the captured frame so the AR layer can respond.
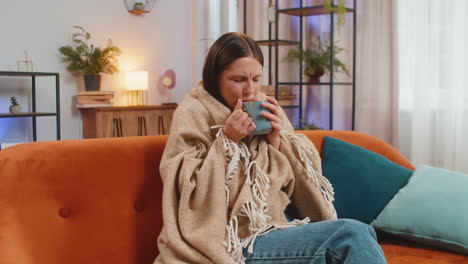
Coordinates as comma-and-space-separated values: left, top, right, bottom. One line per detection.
125, 71, 148, 106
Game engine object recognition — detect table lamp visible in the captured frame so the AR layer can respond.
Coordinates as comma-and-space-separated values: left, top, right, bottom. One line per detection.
125, 71, 148, 106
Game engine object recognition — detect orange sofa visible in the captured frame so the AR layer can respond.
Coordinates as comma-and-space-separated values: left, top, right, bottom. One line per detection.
1, 130, 467, 264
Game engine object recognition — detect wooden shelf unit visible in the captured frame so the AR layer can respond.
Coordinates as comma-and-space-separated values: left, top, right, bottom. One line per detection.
79, 105, 177, 138
278, 6, 354, 17
256, 39, 300, 46
0, 112, 58, 118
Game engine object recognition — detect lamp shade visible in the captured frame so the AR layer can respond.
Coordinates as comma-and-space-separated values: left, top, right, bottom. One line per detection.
125, 71, 148, 91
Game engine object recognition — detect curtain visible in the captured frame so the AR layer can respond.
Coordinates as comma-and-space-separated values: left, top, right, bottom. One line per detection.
397, 0, 468, 173
355, 0, 398, 145
191, 0, 238, 88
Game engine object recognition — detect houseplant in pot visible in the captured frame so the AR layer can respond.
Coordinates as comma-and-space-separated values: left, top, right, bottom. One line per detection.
58, 26, 121, 91
283, 43, 350, 83
9, 96, 21, 113
324, 0, 347, 32
294, 118, 323, 130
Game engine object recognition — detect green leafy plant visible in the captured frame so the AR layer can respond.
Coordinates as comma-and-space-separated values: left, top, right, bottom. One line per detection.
294, 119, 323, 130
284, 43, 350, 80
10, 96, 19, 106
324, 0, 347, 32
58, 26, 121, 76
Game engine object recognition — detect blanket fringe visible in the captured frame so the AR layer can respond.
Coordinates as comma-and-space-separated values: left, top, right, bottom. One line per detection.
225, 213, 311, 263
212, 126, 251, 208
227, 161, 309, 264
281, 130, 337, 217
214, 126, 328, 264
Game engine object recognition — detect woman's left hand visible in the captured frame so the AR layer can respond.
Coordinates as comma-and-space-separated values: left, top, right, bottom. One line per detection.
261, 97, 282, 149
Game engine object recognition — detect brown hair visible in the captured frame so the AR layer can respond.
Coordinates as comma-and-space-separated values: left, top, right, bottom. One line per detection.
202, 32, 264, 106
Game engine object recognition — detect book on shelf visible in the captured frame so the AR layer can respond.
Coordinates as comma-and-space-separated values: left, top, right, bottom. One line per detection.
76, 91, 114, 108
77, 103, 114, 108
77, 92, 113, 100
77, 91, 115, 95
77, 94, 114, 100
77, 97, 113, 104
261, 85, 297, 105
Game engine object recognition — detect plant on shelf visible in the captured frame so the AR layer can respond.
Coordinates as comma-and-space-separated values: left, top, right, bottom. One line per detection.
294, 119, 323, 130
324, 0, 347, 32
58, 26, 122, 91
283, 42, 350, 83
9, 96, 21, 113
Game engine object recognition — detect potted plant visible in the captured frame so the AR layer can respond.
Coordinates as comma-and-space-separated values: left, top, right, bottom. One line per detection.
9, 96, 21, 113
284, 43, 350, 83
58, 26, 121, 91
324, 0, 347, 32
294, 118, 323, 130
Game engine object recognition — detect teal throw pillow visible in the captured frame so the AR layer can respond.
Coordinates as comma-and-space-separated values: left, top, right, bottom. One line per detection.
322, 136, 413, 224
371, 165, 468, 255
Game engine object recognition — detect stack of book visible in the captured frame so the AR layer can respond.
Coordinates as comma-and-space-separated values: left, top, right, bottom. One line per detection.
76, 91, 114, 108
261, 85, 297, 106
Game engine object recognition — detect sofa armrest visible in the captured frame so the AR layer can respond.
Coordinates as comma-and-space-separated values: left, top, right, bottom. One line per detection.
0, 136, 167, 264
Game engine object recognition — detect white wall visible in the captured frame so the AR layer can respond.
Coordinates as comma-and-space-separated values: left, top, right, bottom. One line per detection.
0, 0, 193, 142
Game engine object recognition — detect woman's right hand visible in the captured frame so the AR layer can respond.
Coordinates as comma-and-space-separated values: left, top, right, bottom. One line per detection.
223, 99, 256, 143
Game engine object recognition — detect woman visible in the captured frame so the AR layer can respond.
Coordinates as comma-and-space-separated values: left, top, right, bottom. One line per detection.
154, 32, 386, 264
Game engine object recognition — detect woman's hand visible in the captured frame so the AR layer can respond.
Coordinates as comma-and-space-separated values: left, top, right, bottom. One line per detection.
261, 97, 282, 149
223, 99, 256, 143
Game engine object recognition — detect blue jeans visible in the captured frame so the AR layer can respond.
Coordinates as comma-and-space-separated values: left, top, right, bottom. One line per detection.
243, 219, 387, 264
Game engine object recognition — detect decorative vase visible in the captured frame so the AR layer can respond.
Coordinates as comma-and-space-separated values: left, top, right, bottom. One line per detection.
84, 74, 101, 91
9, 105, 21, 114
308, 70, 325, 84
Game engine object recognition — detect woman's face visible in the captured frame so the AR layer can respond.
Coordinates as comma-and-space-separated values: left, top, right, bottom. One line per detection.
219, 56, 263, 110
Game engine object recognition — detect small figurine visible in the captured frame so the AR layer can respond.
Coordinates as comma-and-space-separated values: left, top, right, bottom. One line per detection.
162, 69, 176, 104
9, 96, 21, 113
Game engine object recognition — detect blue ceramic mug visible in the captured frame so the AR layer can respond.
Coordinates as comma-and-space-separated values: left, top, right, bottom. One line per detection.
243, 101, 273, 135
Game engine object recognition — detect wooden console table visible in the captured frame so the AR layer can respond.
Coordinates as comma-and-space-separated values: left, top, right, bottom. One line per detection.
79, 105, 177, 138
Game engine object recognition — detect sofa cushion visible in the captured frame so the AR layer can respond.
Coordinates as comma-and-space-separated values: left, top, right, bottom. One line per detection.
321, 136, 413, 224
371, 165, 468, 255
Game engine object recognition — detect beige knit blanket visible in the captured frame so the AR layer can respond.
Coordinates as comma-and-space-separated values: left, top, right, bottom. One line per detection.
154, 84, 336, 264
